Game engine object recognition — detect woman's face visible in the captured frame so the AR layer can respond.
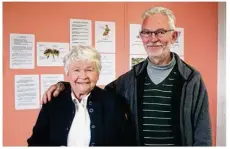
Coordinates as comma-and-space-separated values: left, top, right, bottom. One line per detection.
67, 60, 99, 97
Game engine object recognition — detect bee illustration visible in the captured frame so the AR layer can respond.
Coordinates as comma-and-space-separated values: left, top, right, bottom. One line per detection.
103, 24, 111, 36
44, 48, 60, 60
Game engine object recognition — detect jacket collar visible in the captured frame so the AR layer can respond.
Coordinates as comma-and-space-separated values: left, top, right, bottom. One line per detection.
174, 53, 194, 80
65, 85, 102, 102
87, 86, 102, 101
133, 52, 194, 81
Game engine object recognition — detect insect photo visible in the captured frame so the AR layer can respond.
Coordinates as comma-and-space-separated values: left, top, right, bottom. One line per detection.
43, 48, 60, 60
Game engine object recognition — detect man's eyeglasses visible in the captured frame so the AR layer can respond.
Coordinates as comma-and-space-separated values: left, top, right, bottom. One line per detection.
139, 29, 174, 38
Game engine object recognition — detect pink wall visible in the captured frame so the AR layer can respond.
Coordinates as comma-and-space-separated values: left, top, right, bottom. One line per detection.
3, 2, 218, 146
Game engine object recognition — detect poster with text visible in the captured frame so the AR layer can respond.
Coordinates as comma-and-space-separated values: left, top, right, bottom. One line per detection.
97, 54, 115, 85
70, 19, 92, 49
130, 24, 146, 55
15, 75, 39, 110
10, 34, 35, 69
40, 74, 64, 102
95, 21, 115, 53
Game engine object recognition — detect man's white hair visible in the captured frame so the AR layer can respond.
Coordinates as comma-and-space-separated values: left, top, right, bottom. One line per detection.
142, 7, 176, 30
63, 45, 102, 75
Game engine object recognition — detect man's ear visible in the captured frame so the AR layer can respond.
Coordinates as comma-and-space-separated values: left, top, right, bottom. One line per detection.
171, 31, 179, 44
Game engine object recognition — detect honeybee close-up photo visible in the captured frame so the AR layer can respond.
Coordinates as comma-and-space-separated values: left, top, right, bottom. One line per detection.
43, 48, 60, 60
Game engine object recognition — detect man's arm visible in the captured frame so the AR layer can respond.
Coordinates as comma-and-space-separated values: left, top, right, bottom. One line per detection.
104, 73, 127, 95
193, 76, 212, 146
42, 81, 70, 104
115, 95, 136, 146
104, 80, 118, 93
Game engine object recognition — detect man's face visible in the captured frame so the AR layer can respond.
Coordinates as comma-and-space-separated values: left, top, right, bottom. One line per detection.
140, 14, 178, 58
67, 60, 99, 96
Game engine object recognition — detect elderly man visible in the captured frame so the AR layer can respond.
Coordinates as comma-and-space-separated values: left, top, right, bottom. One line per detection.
42, 7, 212, 146
27, 45, 135, 146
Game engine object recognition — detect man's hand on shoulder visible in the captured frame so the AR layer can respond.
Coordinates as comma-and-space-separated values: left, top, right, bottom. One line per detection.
42, 82, 65, 104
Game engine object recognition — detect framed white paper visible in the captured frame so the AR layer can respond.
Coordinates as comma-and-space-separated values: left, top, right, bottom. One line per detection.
15, 75, 39, 110
95, 21, 115, 53
37, 42, 69, 66
40, 74, 64, 102
129, 24, 146, 55
10, 34, 35, 69
70, 19, 92, 49
97, 53, 115, 85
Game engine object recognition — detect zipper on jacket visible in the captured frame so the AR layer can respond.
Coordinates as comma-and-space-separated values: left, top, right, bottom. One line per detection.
134, 70, 140, 145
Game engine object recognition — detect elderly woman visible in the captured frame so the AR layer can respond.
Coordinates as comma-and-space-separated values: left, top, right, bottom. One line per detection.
27, 45, 135, 146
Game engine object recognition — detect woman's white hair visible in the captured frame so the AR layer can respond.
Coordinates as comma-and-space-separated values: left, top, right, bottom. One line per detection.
141, 7, 176, 30
63, 45, 102, 75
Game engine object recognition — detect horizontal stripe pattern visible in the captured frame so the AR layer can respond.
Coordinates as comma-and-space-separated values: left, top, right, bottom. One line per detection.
142, 71, 178, 146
